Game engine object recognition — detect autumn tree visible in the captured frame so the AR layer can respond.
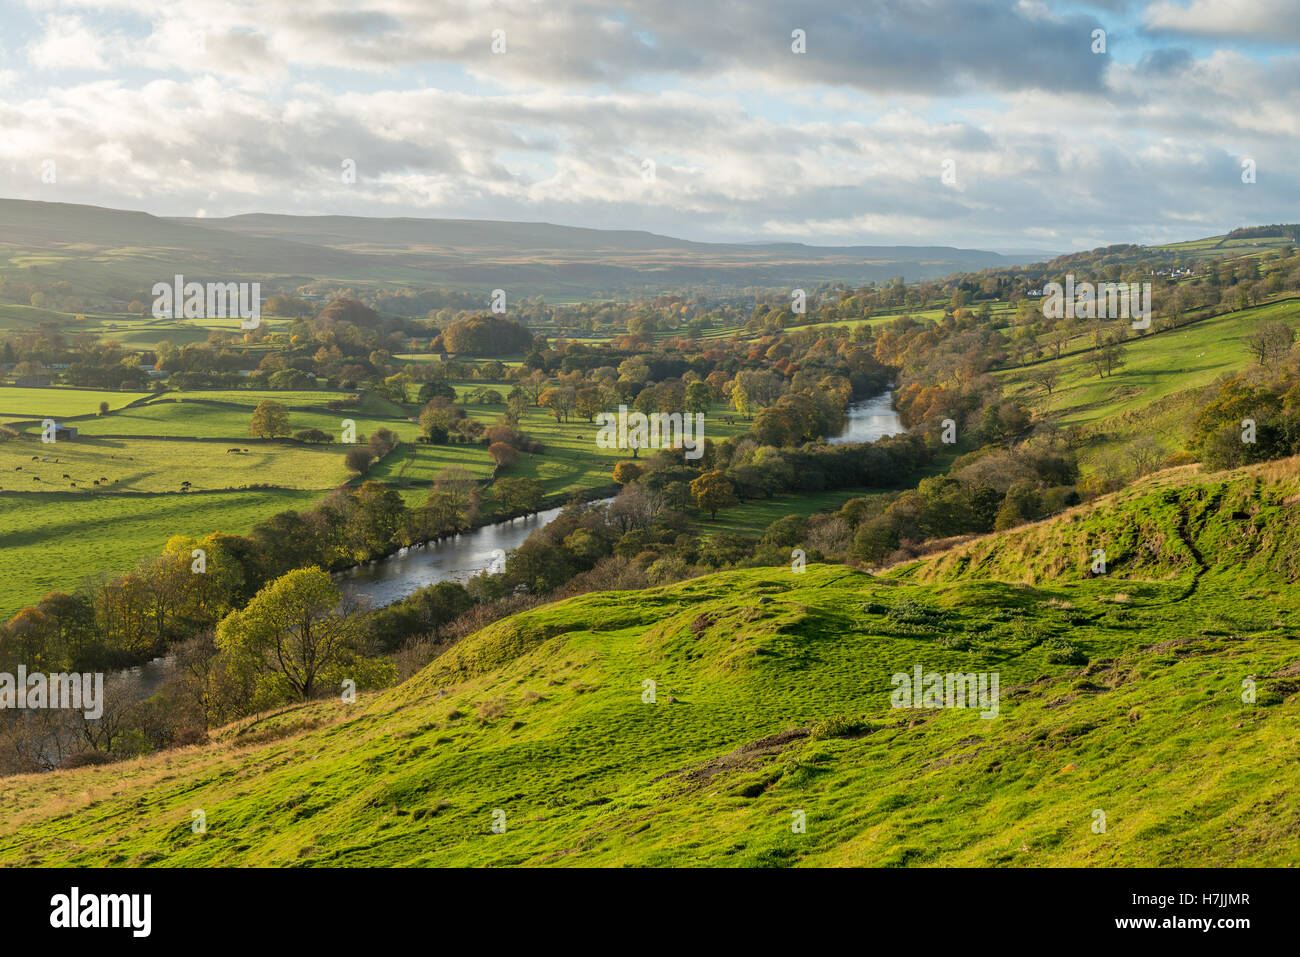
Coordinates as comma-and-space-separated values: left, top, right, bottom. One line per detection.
612, 461, 643, 485
689, 469, 737, 519
344, 447, 374, 474
249, 400, 291, 438
488, 441, 519, 470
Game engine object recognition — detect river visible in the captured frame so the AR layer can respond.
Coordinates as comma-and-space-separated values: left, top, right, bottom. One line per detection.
95, 402, 902, 731
828, 391, 906, 445
339, 396, 903, 609
336, 502, 600, 609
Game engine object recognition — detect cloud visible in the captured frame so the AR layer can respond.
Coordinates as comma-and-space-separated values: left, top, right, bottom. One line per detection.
0, 0, 1295, 249
17, 0, 1110, 94
1144, 0, 1300, 44
25, 15, 113, 71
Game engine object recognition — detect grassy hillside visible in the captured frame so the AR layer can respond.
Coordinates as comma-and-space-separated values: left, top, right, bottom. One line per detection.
1001, 298, 1300, 472
2, 457, 1296, 867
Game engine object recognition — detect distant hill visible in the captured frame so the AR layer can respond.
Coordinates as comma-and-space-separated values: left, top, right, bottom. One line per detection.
0, 199, 1022, 298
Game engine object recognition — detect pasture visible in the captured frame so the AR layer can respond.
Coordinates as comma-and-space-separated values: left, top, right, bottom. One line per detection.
0, 488, 321, 617
0, 386, 152, 419
1001, 299, 1300, 428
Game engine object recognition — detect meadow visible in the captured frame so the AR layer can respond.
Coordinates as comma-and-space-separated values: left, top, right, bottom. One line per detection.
0, 488, 321, 616
996, 298, 1300, 471
0, 378, 763, 613
0, 386, 152, 419
1, 458, 1295, 866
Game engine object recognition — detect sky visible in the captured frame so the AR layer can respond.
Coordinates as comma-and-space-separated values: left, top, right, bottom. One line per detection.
0, 0, 1296, 253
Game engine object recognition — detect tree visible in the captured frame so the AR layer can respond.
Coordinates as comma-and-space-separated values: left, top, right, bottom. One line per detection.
418, 380, 457, 404
215, 567, 350, 700
539, 386, 576, 423
98, 401, 109, 416
1028, 365, 1060, 397
612, 461, 643, 485
488, 442, 519, 470
689, 469, 737, 519
853, 516, 899, 564
685, 381, 711, 414
344, 447, 374, 474
1246, 321, 1295, 367
421, 466, 482, 536
249, 400, 291, 438
575, 387, 604, 422
506, 388, 530, 422
494, 477, 544, 512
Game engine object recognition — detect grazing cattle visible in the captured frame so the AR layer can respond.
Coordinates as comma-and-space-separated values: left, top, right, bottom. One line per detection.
93, 480, 99, 486
70, 482, 76, 487
15, 467, 20, 471
32, 476, 38, 481
226, 448, 241, 453
243, 448, 250, 452
100, 477, 108, 482
62, 473, 70, 479
30, 456, 38, 461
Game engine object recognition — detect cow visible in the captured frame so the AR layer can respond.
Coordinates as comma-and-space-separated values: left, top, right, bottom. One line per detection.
15, 467, 20, 471
70, 482, 76, 487
93, 480, 100, 486
100, 477, 108, 482
62, 473, 70, 479
226, 448, 242, 454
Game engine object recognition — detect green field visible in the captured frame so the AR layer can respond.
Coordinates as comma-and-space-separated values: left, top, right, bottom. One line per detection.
0, 386, 152, 418
0, 380, 768, 613
996, 299, 1300, 472
701, 487, 886, 537
0, 488, 322, 616
44, 399, 415, 443
2, 458, 1296, 865
0, 435, 351, 494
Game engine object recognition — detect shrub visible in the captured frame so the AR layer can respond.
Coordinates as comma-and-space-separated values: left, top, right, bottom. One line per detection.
1043, 636, 1088, 665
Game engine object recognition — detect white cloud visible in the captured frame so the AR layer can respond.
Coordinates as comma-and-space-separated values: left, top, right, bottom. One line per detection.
1145, 0, 1300, 44
0, 0, 1295, 248
25, 15, 113, 71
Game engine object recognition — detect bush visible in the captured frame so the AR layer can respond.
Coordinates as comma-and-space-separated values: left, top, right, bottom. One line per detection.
1043, 636, 1088, 665
344, 447, 375, 474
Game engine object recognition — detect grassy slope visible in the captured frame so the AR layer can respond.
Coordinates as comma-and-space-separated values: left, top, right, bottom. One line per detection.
1001, 298, 1300, 471
1, 458, 1296, 866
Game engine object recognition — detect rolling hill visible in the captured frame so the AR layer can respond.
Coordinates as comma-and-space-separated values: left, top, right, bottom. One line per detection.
2, 456, 1296, 867
0, 199, 1024, 298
